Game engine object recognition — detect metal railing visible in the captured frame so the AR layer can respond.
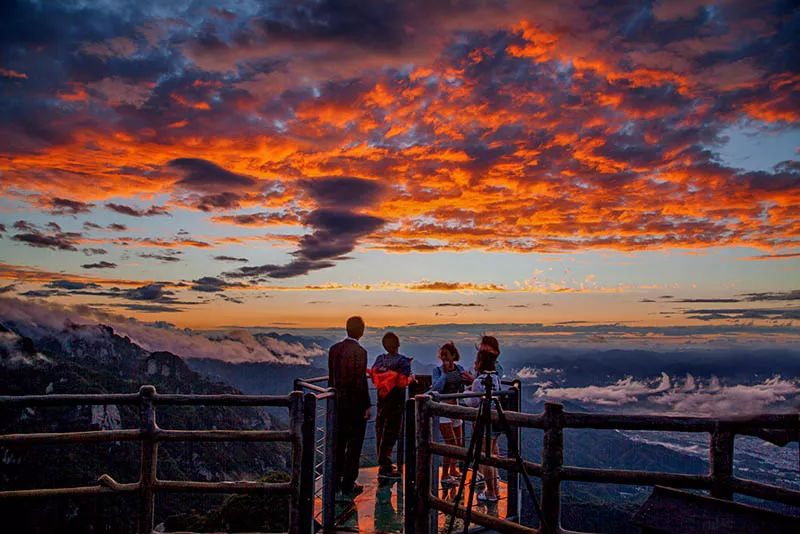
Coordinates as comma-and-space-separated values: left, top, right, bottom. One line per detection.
293, 376, 336, 532
410, 394, 800, 534
292, 374, 408, 531
0, 385, 320, 534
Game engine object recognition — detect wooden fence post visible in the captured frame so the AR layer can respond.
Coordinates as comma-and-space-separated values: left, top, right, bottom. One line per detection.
506, 380, 522, 521
403, 397, 416, 534
137, 385, 157, 534
322, 391, 336, 531
415, 395, 433, 534
541, 402, 563, 534
710, 423, 734, 500
298, 393, 316, 534
396, 385, 407, 472
288, 390, 304, 534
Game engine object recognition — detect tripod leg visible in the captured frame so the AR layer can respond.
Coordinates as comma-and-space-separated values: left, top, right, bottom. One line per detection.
493, 399, 546, 531
445, 401, 486, 534
462, 403, 487, 534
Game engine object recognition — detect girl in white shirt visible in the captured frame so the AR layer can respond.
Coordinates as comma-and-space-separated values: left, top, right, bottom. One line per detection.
464, 349, 502, 502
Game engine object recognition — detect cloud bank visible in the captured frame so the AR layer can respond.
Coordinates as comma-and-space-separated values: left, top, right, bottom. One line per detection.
0, 297, 322, 364
535, 373, 800, 415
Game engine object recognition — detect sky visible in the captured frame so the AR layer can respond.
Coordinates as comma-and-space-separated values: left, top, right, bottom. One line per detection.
0, 0, 798, 337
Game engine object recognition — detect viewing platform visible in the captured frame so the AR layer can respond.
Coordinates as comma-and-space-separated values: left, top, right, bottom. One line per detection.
0, 377, 798, 533
328, 466, 509, 533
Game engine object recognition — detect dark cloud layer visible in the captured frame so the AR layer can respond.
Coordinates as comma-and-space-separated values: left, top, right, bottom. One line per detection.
168, 158, 256, 192
226, 178, 385, 278
106, 203, 171, 217
46, 280, 100, 291
189, 276, 244, 293
140, 251, 182, 263
300, 176, 385, 208
741, 290, 800, 302
10, 220, 81, 251
44, 197, 95, 215
81, 261, 117, 269
213, 255, 249, 263
685, 307, 800, 321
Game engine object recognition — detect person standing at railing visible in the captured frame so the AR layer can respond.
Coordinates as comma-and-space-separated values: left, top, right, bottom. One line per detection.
370, 332, 413, 480
464, 349, 503, 503
431, 341, 473, 486
328, 316, 371, 498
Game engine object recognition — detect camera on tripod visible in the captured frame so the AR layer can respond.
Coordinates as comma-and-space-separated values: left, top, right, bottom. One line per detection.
444, 369, 545, 534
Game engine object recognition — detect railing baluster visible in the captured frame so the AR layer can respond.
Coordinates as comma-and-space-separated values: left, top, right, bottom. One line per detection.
541, 402, 563, 534
403, 397, 417, 534
298, 393, 317, 534
710, 423, 734, 500
415, 394, 433, 534
322, 389, 336, 532
288, 390, 304, 534
396, 384, 407, 472
137, 385, 157, 534
507, 379, 522, 521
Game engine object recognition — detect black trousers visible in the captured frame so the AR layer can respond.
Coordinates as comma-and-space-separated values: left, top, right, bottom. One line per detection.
375, 389, 404, 470
335, 398, 367, 490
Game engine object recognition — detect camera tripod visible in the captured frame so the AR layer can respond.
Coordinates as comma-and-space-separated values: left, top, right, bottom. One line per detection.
444, 372, 545, 534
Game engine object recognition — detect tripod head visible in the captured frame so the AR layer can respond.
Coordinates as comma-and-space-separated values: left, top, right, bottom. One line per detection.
479, 370, 498, 401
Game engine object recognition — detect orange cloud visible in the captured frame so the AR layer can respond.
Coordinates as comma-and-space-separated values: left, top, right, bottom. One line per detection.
1, 2, 798, 265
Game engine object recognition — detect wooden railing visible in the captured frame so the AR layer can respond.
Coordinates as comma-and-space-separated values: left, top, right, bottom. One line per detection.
410, 395, 800, 534
3, 380, 797, 534
0, 385, 320, 534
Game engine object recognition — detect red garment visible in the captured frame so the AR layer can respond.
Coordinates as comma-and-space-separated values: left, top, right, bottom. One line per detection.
369, 368, 412, 399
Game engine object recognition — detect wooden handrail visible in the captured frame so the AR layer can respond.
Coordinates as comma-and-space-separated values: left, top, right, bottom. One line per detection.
414, 395, 800, 534
0, 385, 314, 534
0, 392, 293, 407
428, 495, 538, 533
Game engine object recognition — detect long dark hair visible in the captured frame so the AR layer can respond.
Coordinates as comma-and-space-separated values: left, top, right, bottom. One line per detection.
475, 349, 497, 373
479, 335, 500, 355
439, 341, 460, 362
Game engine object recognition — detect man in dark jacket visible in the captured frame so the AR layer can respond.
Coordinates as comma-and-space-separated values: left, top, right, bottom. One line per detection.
328, 316, 371, 496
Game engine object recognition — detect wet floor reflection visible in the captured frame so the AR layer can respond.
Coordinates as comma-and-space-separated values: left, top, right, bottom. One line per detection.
373, 478, 403, 533
333, 467, 405, 533
436, 467, 505, 532
331, 466, 505, 532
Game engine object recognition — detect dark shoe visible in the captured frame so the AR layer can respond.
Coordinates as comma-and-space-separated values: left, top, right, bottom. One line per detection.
378, 467, 402, 479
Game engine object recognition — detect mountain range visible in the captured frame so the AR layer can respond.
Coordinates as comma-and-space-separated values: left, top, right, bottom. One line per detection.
0, 319, 292, 533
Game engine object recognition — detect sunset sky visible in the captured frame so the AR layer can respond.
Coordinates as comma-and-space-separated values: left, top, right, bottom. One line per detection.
0, 0, 798, 333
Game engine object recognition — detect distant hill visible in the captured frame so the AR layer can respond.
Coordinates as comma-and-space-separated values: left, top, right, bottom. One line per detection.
187, 357, 327, 395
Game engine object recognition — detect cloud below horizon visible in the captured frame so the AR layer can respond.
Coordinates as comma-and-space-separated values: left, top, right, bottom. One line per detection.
0, 297, 322, 364
535, 373, 800, 415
